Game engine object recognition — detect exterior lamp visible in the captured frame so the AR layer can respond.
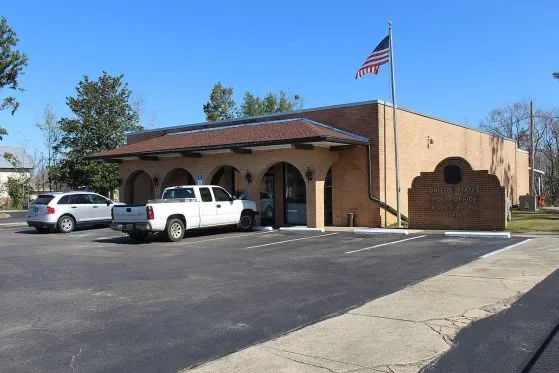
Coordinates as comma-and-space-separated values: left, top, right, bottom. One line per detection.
152, 176, 159, 186
305, 166, 313, 182
245, 170, 252, 184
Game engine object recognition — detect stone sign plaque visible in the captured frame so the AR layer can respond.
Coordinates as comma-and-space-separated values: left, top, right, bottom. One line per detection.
408, 157, 506, 230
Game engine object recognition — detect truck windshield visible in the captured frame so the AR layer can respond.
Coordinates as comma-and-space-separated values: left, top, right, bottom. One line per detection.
162, 187, 195, 199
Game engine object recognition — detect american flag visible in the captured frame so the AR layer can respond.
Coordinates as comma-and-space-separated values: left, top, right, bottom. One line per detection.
355, 35, 390, 79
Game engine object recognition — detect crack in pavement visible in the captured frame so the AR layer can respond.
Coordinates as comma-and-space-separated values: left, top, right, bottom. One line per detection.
70, 346, 82, 372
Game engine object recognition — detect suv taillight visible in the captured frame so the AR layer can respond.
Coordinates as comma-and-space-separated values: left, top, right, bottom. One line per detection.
146, 206, 154, 220
46, 206, 55, 215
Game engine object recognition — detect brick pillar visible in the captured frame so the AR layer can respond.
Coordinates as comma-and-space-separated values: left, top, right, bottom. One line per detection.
306, 180, 325, 228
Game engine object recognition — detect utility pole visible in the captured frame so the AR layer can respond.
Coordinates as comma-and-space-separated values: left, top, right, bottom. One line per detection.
530, 100, 535, 196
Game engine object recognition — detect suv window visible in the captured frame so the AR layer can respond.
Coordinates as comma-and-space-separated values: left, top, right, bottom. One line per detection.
212, 187, 231, 202
199, 187, 213, 202
162, 187, 195, 199
88, 194, 108, 204
57, 195, 70, 205
33, 195, 55, 205
70, 194, 91, 204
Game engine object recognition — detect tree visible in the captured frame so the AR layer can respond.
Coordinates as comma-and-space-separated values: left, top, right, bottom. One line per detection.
553, 72, 559, 79
203, 82, 236, 121
239, 90, 302, 118
51, 72, 143, 196
35, 105, 61, 191
0, 17, 29, 140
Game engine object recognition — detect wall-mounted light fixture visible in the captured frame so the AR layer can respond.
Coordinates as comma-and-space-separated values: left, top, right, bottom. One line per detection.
305, 166, 313, 182
152, 176, 159, 186
245, 170, 252, 184
427, 136, 434, 149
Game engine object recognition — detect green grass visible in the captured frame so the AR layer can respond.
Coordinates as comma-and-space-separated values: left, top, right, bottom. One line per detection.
507, 208, 559, 233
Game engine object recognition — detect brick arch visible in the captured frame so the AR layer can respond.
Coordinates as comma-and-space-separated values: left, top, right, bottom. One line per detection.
160, 168, 195, 192
124, 170, 155, 204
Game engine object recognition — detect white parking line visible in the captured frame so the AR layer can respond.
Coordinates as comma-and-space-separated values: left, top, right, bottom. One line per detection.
177, 231, 273, 245
345, 235, 427, 254
243, 233, 339, 250
479, 238, 533, 259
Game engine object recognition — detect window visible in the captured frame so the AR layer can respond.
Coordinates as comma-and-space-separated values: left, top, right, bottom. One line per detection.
162, 187, 195, 199
70, 194, 91, 204
444, 165, 462, 184
33, 195, 55, 205
57, 195, 70, 205
212, 187, 231, 202
88, 194, 108, 204
199, 187, 213, 202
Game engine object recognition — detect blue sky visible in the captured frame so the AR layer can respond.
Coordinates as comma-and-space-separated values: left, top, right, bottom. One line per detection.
1, 0, 558, 155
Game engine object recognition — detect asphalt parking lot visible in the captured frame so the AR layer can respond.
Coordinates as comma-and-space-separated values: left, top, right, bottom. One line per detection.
0, 225, 524, 373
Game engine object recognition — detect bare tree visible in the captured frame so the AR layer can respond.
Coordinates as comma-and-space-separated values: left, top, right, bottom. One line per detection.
34, 105, 60, 191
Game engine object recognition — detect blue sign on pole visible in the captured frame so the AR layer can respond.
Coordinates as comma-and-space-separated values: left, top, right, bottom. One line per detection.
197, 175, 203, 185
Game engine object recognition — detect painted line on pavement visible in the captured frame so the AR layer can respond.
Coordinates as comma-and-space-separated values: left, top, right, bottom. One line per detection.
243, 233, 339, 250
479, 238, 534, 259
178, 230, 273, 245
345, 235, 427, 254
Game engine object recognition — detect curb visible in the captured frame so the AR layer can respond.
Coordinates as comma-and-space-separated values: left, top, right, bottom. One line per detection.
0, 222, 27, 227
444, 231, 511, 239
354, 228, 410, 236
0, 213, 10, 219
252, 226, 274, 232
279, 226, 326, 233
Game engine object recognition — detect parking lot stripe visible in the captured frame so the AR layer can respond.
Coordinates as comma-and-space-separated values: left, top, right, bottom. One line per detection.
178, 231, 273, 245
243, 233, 339, 250
345, 235, 427, 254
479, 238, 533, 259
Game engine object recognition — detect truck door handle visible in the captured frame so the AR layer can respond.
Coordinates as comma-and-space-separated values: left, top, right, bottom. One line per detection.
93, 206, 98, 208
216, 204, 221, 208
71, 206, 77, 208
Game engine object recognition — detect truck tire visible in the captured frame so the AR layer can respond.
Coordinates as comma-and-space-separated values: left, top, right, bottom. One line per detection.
164, 218, 185, 242
238, 211, 254, 232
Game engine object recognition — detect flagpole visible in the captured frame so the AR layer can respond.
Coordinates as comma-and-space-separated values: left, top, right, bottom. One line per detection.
388, 21, 402, 227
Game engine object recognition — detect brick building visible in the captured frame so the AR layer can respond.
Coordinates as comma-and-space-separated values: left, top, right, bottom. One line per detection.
92, 100, 529, 228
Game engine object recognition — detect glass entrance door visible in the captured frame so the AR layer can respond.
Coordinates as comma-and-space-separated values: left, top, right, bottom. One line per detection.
260, 173, 275, 226
284, 163, 307, 225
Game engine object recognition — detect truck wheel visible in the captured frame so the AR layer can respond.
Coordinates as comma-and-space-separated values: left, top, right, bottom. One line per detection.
165, 218, 185, 242
57, 215, 75, 233
238, 211, 254, 232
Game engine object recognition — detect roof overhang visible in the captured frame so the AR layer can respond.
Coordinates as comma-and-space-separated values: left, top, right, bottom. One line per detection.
91, 136, 367, 162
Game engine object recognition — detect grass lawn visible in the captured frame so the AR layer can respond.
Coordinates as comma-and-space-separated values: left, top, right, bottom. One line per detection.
507, 208, 559, 233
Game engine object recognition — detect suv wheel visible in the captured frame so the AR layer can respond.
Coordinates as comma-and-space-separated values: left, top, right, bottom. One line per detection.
57, 215, 75, 233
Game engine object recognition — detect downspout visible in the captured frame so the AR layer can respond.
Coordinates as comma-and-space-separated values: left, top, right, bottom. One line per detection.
367, 143, 408, 221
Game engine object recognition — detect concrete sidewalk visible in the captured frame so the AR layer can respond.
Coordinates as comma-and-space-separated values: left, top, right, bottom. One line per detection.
183, 236, 559, 373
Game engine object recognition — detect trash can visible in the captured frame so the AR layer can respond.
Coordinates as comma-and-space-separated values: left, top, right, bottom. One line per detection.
347, 212, 355, 227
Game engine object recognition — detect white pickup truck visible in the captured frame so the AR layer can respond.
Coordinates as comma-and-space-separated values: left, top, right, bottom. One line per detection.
110, 185, 258, 241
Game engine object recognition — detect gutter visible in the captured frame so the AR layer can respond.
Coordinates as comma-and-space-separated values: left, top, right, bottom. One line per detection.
367, 144, 409, 222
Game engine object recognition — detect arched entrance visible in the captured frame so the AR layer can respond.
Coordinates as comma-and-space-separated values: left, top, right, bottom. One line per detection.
124, 170, 155, 204
161, 168, 195, 193
259, 162, 307, 226
210, 165, 243, 198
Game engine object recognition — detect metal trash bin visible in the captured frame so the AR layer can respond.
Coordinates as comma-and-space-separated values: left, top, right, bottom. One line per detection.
347, 212, 355, 227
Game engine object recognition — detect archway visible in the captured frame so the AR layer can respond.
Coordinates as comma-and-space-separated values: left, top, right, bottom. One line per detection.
259, 162, 307, 226
124, 170, 155, 204
210, 165, 243, 198
161, 168, 195, 193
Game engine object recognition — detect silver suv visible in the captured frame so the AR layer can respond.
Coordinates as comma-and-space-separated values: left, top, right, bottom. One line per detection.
27, 191, 123, 233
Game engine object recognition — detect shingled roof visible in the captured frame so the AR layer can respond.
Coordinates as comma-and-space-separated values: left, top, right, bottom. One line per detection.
92, 118, 369, 159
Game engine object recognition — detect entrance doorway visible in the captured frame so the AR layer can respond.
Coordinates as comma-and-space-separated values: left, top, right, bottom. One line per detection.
324, 167, 333, 226
259, 162, 306, 226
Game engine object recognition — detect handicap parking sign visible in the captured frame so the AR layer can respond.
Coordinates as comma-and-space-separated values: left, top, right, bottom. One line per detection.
197, 175, 203, 185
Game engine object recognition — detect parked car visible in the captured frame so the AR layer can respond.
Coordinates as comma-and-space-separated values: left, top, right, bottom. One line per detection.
27, 192, 123, 233
110, 185, 258, 242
